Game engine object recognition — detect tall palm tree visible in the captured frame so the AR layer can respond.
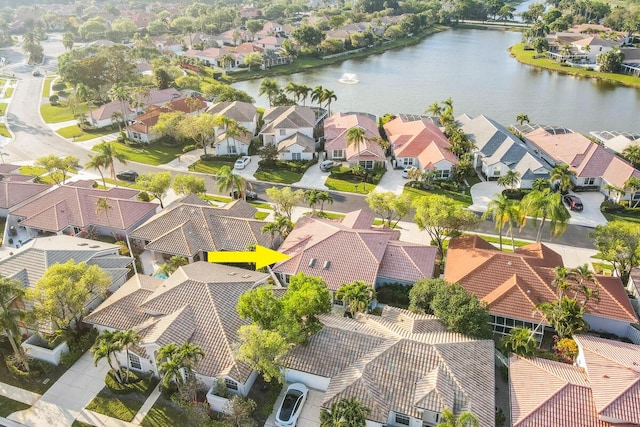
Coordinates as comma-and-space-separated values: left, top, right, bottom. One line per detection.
217, 165, 242, 197
75, 83, 90, 122
85, 153, 110, 188
346, 127, 368, 169
285, 81, 301, 104
92, 330, 124, 383
94, 141, 128, 183
336, 281, 376, 316
497, 169, 521, 189
261, 215, 294, 241
537, 296, 588, 338
521, 189, 570, 241
111, 111, 124, 133
157, 342, 205, 389
550, 164, 576, 193
108, 84, 131, 127
96, 197, 114, 237
259, 78, 280, 107
311, 85, 325, 109
425, 101, 443, 117
570, 264, 599, 306
552, 266, 573, 298
317, 191, 334, 213
304, 189, 323, 214
624, 176, 640, 208
320, 397, 370, 427
516, 113, 530, 125
0, 277, 29, 371
622, 144, 640, 168
322, 88, 337, 115
117, 330, 140, 383
500, 327, 537, 357
437, 409, 480, 427
298, 84, 312, 106
482, 194, 521, 250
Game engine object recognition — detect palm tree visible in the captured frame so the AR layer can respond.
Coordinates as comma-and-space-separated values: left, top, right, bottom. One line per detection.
96, 197, 114, 237
537, 296, 588, 338
311, 85, 325, 109
62, 31, 74, 51
336, 281, 376, 316
346, 127, 368, 169
92, 330, 124, 383
0, 277, 29, 371
217, 165, 241, 197
500, 327, 537, 357
259, 78, 280, 107
437, 409, 480, 427
550, 164, 576, 193
320, 397, 370, 427
108, 84, 131, 127
94, 141, 128, 183
219, 53, 234, 70
516, 113, 530, 125
157, 342, 205, 389
482, 194, 521, 251
117, 330, 140, 383
317, 191, 334, 213
85, 153, 110, 188
111, 111, 124, 133
261, 215, 294, 241
497, 170, 521, 189
298, 84, 312, 106
520, 189, 570, 241
552, 266, 573, 298
624, 176, 640, 208
74, 83, 90, 122
570, 264, 599, 307
622, 144, 640, 168
531, 178, 551, 192
279, 39, 297, 63
425, 101, 443, 117
285, 81, 301, 104
322, 88, 337, 115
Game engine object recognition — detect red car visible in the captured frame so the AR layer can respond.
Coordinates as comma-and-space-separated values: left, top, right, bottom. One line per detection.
563, 194, 584, 211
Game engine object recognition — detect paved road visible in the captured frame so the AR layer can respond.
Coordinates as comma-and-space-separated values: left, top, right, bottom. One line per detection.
0, 33, 597, 250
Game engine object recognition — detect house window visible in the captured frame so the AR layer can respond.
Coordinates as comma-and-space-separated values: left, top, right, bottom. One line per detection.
229, 145, 237, 154
332, 150, 344, 159
279, 129, 286, 136
584, 177, 595, 185
292, 152, 301, 161
225, 378, 238, 391
132, 132, 140, 140
395, 413, 410, 426
403, 158, 414, 166
493, 168, 501, 176
359, 160, 373, 170
436, 169, 450, 179
128, 353, 141, 370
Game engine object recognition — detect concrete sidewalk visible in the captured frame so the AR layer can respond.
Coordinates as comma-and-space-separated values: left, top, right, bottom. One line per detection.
0, 382, 40, 405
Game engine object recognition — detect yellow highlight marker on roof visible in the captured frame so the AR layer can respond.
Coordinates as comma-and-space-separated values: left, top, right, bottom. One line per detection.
207, 245, 290, 270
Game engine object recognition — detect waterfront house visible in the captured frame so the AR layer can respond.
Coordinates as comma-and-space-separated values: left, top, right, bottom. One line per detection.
260, 105, 315, 146
206, 101, 259, 136
324, 113, 385, 169
277, 133, 316, 161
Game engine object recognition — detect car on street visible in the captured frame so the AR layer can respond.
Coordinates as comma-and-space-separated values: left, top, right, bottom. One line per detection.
116, 170, 138, 182
32, 70, 41, 76
402, 166, 419, 178
275, 383, 308, 427
319, 160, 337, 172
234, 156, 251, 170
230, 189, 258, 200
563, 194, 584, 211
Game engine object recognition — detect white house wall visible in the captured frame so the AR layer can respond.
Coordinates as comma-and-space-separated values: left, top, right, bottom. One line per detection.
284, 368, 330, 391
584, 313, 632, 338
215, 139, 249, 156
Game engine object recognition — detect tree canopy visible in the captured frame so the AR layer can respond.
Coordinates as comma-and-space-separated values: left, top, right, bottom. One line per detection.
590, 221, 640, 285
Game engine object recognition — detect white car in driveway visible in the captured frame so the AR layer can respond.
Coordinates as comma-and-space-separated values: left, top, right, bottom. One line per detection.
234, 156, 251, 170
402, 166, 418, 178
275, 383, 308, 427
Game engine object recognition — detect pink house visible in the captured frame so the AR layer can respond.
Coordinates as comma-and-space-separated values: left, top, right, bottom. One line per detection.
324, 113, 385, 169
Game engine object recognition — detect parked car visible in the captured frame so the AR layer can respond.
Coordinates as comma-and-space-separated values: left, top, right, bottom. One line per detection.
230, 189, 258, 200
32, 70, 41, 77
319, 160, 336, 172
402, 166, 419, 178
275, 383, 308, 427
234, 156, 251, 170
116, 170, 138, 182
563, 194, 584, 211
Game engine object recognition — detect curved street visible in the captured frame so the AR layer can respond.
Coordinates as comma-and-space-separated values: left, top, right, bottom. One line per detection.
0, 35, 596, 249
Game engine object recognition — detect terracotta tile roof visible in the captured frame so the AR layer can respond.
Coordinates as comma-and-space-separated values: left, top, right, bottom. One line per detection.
511, 335, 640, 427
273, 213, 436, 290
86, 262, 270, 381
324, 113, 385, 161
444, 236, 636, 324
384, 117, 458, 167
0, 164, 20, 174
283, 307, 494, 426
340, 210, 375, 229
0, 181, 50, 209
130, 198, 274, 257
9, 186, 155, 233
206, 101, 257, 123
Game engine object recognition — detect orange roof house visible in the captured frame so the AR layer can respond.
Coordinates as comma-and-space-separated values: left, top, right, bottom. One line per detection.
324, 113, 386, 168
444, 235, 637, 340
510, 335, 640, 426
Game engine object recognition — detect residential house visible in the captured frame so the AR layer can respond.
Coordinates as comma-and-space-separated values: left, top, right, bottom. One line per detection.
277, 133, 316, 161
590, 130, 640, 155
239, 5, 262, 19
7, 185, 158, 242
272, 210, 437, 297
84, 262, 270, 394
620, 47, 640, 77
254, 22, 283, 39
253, 36, 284, 52
126, 96, 207, 144
384, 116, 457, 180
215, 28, 250, 46
458, 114, 550, 187
260, 105, 315, 147
129, 195, 276, 271
0, 235, 132, 332
206, 101, 259, 136
626, 268, 640, 323
510, 335, 640, 426
521, 126, 640, 202
213, 131, 252, 156
283, 306, 495, 427
0, 180, 50, 218
444, 235, 638, 341
324, 113, 385, 169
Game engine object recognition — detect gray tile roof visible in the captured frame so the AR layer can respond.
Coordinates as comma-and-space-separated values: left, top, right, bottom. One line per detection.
206, 101, 257, 123
283, 307, 495, 426
85, 262, 270, 382
277, 132, 315, 152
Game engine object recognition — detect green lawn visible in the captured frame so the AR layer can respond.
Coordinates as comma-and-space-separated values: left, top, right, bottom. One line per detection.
254, 168, 301, 184
603, 211, 640, 225
465, 233, 531, 247
140, 398, 188, 427
0, 395, 30, 417
255, 211, 270, 220
2, 87, 13, 98
40, 104, 75, 123
43, 77, 54, 98
0, 103, 7, 116
189, 159, 235, 175
57, 125, 115, 142
325, 176, 376, 194
19, 165, 48, 176
71, 421, 94, 427
86, 378, 158, 422
403, 185, 473, 207
95, 142, 183, 166
510, 43, 640, 88
304, 211, 345, 220
0, 123, 10, 138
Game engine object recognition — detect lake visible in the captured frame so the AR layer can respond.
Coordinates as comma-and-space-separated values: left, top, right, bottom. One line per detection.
233, 29, 640, 133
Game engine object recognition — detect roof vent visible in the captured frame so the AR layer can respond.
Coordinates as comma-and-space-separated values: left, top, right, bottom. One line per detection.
77, 243, 88, 246
242, 274, 251, 278
89, 245, 100, 248
507, 261, 512, 266
603, 374, 609, 379
323, 260, 331, 270
228, 272, 237, 276
308, 258, 316, 268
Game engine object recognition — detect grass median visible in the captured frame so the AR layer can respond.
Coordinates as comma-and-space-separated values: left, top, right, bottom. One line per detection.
57, 125, 115, 142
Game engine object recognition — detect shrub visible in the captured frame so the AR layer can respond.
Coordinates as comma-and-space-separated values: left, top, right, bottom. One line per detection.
212, 378, 229, 398
105, 369, 145, 394
502, 189, 526, 200
182, 144, 197, 153
554, 337, 578, 364
5, 355, 40, 377
52, 82, 66, 91
600, 200, 625, 213
57, 90, 67, 97
137, 191, 150, 202
376, 283, 410, 308
49, 95, 59, 105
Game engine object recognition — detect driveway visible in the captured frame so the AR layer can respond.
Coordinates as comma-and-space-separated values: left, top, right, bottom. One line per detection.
373, 167, 406, 195
265, 385, 323, 427
234, 155, 260, 181
294, 162, 331, 190
469, 182, 608, 228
